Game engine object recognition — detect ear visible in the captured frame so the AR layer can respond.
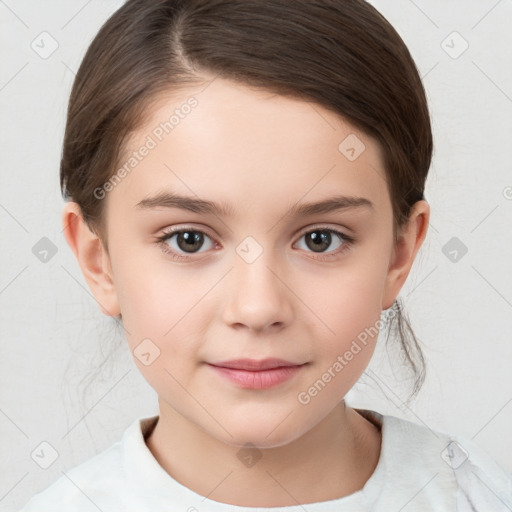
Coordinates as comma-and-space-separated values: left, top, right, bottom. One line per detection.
62, 202, 121, 317
382, 200, 430, 310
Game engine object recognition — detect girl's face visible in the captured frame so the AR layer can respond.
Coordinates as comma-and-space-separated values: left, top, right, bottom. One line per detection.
78, 78, 428, 448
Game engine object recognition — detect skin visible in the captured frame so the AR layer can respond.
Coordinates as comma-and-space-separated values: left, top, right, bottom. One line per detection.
63, 77, 429, 506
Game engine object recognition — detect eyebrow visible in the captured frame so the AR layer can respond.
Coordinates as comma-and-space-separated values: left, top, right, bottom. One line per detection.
135, 192, 374, 217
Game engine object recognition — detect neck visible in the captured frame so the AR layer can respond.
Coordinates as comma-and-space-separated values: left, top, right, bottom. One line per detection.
145, 401, 382, 507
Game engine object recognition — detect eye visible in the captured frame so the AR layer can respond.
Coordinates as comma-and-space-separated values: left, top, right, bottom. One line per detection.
294, 227, 354, 259
156, 227, 216, 260
156, 225, 355, 262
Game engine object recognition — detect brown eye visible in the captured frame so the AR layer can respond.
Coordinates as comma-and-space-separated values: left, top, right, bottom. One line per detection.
304, 230, 333, 252
158, 228, 215, 258
174, 231, 205, 253
294, 227, 355, 260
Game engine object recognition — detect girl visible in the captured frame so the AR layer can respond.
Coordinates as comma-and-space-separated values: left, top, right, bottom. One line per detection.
20, 0, 511, 510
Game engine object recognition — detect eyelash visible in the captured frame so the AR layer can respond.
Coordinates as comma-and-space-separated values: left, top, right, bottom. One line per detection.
155, 225, 356, 262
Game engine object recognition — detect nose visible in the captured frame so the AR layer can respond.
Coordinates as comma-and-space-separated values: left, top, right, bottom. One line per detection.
221, 249, 293, 333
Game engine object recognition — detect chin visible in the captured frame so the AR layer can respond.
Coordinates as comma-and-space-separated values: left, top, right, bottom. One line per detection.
209, 415, 311, 450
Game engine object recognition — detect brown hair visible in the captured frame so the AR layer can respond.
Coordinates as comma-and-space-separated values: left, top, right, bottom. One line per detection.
62, 0, 432, 401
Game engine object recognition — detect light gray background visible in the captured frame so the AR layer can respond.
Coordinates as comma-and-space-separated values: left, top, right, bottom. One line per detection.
1, 0, 511, 510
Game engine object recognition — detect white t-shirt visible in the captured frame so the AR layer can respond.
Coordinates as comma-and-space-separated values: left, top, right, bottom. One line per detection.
19, 408, 512, 511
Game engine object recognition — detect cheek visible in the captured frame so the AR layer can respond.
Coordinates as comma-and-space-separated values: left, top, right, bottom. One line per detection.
111, 248, 214, 349
111, 258, 210, 391
307, 259, 387, 389
318, 263, 385, 332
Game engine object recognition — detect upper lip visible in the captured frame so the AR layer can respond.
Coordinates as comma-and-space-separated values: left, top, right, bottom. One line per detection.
208, 358, 304, 371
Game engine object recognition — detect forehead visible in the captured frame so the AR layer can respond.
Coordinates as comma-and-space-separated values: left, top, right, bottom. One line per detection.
108, 78, 390, 219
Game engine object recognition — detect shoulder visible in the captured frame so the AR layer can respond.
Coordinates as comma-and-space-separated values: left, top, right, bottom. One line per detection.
440, 430, 512, 511
19, 439, 126, 512
19, 444, 122, 511
359, 409, 512, 511
18, 416, 155, 512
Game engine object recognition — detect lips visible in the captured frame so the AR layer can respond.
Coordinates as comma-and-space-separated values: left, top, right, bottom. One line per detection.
208, 358, 302, 371
206, 358, 307, 389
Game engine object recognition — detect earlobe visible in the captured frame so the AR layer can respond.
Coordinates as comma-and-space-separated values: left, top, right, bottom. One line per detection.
381, 200, 430, 310
62, 202, 121, 317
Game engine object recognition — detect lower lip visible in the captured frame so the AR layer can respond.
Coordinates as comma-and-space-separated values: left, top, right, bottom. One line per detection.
207, 364, 304, 389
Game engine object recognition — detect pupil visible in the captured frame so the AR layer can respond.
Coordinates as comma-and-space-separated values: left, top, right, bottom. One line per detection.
307, 230, 331, 252
178, 231, 203, 253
